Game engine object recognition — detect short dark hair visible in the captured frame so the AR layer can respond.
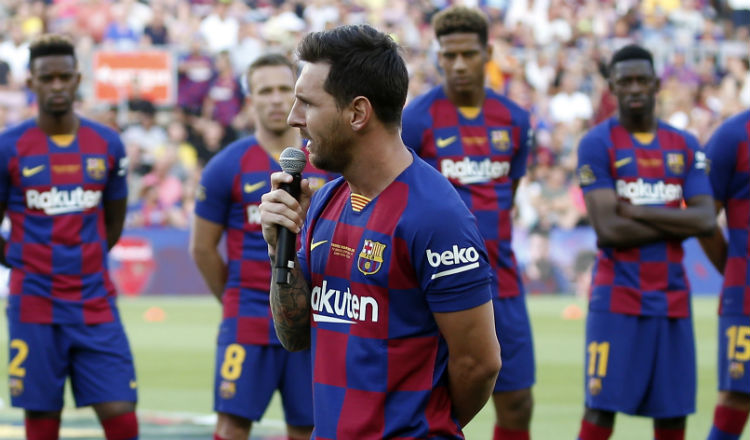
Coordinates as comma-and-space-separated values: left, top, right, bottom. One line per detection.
296, 24, 408, 127
609, 44, 654, 72
432, 6, 489, 47
29, 34, 76, 69
246, 53, 295, 93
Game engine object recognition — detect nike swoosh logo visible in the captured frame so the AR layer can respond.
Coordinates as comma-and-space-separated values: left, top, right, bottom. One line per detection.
310, 240, 327, 251
436, 136, 457, 148
22, 165, 45, 177
615, 157, 632, 168
244, 181, 266, 193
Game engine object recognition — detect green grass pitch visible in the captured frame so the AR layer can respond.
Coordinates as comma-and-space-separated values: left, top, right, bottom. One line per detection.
0, 296, 722, 439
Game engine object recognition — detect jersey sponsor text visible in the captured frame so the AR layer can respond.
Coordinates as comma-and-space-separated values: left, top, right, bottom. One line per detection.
310, 280, 379, 324
440, 157, 510, 184
426, 245, 480, 279
26, 187, 102, 215
616, 178, 682, 205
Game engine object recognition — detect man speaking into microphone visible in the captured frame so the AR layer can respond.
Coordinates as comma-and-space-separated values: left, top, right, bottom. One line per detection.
190, 54, 330, 440
260, 25, 500, 438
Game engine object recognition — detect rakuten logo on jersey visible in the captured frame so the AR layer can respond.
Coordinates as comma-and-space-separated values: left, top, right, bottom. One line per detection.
310, 280, 379, 324
26, 187, 102, 215
441, 157, 510, 184
616, 178, 683, 205
426, 245, 480, 280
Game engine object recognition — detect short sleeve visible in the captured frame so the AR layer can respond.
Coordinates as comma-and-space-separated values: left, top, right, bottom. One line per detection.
682, 134, 712, 200
104, 135, 128, 201
194, 151, 237, 225
401, 100, 428, 154
576, 131, 613, 193
510, 113, 531, 180
704, 122, 738, 203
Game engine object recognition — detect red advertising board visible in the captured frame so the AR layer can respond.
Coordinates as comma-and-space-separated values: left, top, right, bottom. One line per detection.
93, 50, 174, 105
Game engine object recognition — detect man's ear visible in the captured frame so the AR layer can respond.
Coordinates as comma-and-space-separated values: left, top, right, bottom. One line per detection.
349, 96, 372, 131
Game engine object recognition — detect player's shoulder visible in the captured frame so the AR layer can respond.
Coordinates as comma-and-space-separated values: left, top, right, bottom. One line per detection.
399, 155, 474, 222
484, 88, 530, 122
78, 116, 123, 143
656, 119, 700, 150
403, 85, 444, 116
206, 136, 260, 167
0, 118, 37, 144
578, 118, 616, 152
712, 110, 750, 142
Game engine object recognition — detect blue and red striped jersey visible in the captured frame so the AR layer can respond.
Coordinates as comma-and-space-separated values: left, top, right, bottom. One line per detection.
705, 110, 750, 316
577, 118, 712, 317
195, 138, 330, 346
298, 152, 492, 439
402, 85, 531, 299
0, 117, 128, 324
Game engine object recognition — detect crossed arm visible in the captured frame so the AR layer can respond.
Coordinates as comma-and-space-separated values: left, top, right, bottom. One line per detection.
584, 188, 715, 248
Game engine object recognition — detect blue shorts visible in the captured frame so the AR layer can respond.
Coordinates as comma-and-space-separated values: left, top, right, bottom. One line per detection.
493, 295, 535, 392
214, 342, 313, 426
7, 316, 137, 411
718, 315, 750, 393
584, 311, 695, 418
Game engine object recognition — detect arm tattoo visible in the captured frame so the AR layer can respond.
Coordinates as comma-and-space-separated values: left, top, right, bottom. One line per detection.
269, 259, 311, 351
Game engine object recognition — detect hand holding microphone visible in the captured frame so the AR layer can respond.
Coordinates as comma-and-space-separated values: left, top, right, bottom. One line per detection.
273, 147, 307, 285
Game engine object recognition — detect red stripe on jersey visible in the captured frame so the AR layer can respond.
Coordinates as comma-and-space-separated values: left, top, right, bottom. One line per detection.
421, 130, 437, 157
325, 223, 363, 280
430, 99, 459, 128
237, 316, 270, 345
667, 242, 683, 263
483, 98, 513, 126
240, 259, 271, 292
743, 287, 750, 315
222, 289, 239, 318
610, 125, 633, 150
52, 275, 83, 301
469, 184, 501, 211
498, 207, 512, 241
593, 256, 615, 286
240, 146, 272, 172
666, 290, 689, 316
23, 243, 52, 274
313, 328, 348, 387
8, 156, 20, 187
77, 126, 108, 154
610, 285, 643, 315
83, 296, 114, 323
424, 385, 461, 437
337, 389, 386, 439
727, 199, 749, 230
460, 125, 491, 153
81, 242, 103, 274
657, 128, 686, 151
635, 149, 665, 179
725, 258, 748, 287
349, 281, 389, 339
52, 214, 83, 245
9, 271, 24, 295
737, 140, 750, 172
16, 127, 48, 156
49, 153, 84, 185
8, 211, 24, 242
386, 335, 438, 391
20, 295, 52, 323
387, 237, 417, 290
497, 265, 521, 298
225, 228, 244, 261
321, 185, 350, 221
613, 247, 640, 262
366, 181, 408, 235
640, 262, 668, 291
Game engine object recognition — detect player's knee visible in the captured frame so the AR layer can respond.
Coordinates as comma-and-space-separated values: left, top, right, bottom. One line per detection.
286, 423, 313, 440
216, 413, 252, 440
494, 389, 533, 424
583, 407, 615, 428
718, 391, 750, 411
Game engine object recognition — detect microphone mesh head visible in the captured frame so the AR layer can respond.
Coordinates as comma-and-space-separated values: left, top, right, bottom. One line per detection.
279, 147, 307, 174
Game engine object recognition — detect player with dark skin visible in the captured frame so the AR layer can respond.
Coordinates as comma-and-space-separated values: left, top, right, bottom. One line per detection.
580, 52, 715, 435
0, 35, 134, 439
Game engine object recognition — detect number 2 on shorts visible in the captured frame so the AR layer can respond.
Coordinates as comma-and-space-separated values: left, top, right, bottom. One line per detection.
220, 344, 246, 380
726, 325, 750, 362
587, 341, 610, 377
8, 339, 28, 377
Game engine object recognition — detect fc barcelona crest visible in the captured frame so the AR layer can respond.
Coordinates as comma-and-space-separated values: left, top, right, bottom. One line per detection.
219, 380, 236, 399
730, 361, 745, 379
666, 153, 684, 174
491, 129, 511, 151
86, 157, 107, 180
357, 239, 386, 275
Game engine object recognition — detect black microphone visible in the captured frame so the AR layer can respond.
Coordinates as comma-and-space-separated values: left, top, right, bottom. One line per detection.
275, 147, 307, 285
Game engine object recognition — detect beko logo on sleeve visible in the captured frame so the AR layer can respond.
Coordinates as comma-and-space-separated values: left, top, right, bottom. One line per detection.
425, 245, 480, 280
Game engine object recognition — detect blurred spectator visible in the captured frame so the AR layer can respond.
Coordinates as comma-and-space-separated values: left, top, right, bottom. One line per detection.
102, 3, 139, 49
199, 1, 239, 54
143, 4, 170, 46
121, 99, 167, 174
521, 227, 571, 294
549, 70, 593, 125
202, 51, 243, 142
177, 37, 215, 116
0, 23, 29, 87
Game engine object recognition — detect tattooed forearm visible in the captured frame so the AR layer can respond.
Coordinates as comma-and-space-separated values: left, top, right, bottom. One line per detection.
269, 257, 311, 351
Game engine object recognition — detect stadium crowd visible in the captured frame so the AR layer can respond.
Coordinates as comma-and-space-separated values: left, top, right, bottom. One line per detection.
0, 0, 747, 295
